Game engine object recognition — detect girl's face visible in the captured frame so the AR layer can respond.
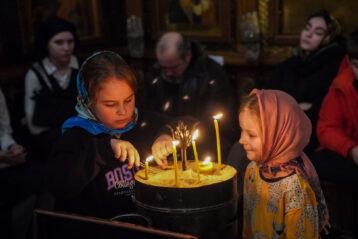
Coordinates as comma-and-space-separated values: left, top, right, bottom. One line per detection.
91, 77, 135, 129
300, 16, 327, 54
48, 31, 74, 65
239, 108, 262, 162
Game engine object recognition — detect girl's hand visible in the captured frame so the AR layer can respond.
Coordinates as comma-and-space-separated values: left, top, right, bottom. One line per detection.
110, 139, 140, 169
152, 134, 173, 169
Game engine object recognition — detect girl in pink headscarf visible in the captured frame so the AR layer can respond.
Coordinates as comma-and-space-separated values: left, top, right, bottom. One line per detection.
239, 89, 329, 239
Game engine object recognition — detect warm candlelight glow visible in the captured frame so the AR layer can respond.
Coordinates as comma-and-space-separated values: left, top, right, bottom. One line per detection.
172, 141, 179, 187
192, 130, 200, 182
192, 129, 199, 140
172, 141, 179, 147
199, 156, 213, 174
213, 113, 223, 120
202, 157, 211, 165
146, 156, 154, 162
213, 114, 222, 171
145, 156, 153, 180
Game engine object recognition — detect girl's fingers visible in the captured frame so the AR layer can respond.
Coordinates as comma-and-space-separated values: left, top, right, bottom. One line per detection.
153, 146, 162, 160
120, 145, 127, 162
160, 146, 168, 158
159, 157, 168, 169
112, 140, 140, 169
128, 149, 135, 169
154, 157, 164, 168
166, 142, 173, 154
161, 157, 168, 168
114, 144, 121, 159
152, 147, 157, 159
151, 140, 172, 168
134, 150, 140, 167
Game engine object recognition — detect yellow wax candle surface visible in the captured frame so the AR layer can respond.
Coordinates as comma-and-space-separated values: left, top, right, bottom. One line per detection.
192, 140, 200, 182
145, 161, 149, 179
199, 157, 213, 174
172, 141, 179, 187
144, 156, 153, 180
199, 162, 213, 174
213, 114, 222, 170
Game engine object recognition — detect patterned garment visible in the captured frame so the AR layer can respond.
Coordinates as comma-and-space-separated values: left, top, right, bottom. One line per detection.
243, 162, 319, 239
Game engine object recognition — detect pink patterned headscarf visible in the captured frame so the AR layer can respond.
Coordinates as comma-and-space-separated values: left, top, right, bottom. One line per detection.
250, 89, 329, 233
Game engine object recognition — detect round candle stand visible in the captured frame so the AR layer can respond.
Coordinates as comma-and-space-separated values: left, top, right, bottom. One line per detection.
134, 161, 238, 239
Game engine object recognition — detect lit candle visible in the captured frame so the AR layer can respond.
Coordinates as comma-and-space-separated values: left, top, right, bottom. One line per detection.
199, 157, 213, 174
192, 129, 200, 182
145, 156, 153, 180
213, 113, 223, 170
172, 141, 180, 187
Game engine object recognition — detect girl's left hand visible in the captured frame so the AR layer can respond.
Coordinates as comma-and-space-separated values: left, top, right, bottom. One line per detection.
110, 139, 140, 169
152, 134, 173, 169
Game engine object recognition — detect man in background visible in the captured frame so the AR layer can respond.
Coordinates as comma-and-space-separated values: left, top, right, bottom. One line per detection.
146, 32, 236, 158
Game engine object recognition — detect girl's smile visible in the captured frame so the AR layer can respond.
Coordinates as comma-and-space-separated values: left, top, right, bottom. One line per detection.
239, 108, 262, 162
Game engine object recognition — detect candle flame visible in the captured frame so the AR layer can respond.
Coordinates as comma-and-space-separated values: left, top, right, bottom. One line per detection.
172, 141, 179, 147
202, 156, 211, 165
146, 155, 154, 162
192, 129, 199, 141
213, 113, 223, 120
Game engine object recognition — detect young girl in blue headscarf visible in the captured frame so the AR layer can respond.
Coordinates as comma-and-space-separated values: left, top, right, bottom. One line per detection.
46, 51, 174, 218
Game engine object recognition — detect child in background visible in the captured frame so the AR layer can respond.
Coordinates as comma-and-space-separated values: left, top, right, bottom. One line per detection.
46, 51, 173, 219
315, 29, 358, 183
239, 89, 329, 239
314, 30, 358, 238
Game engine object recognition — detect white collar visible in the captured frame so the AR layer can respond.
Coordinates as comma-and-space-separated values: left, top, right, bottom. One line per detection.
41, 55, 79, 75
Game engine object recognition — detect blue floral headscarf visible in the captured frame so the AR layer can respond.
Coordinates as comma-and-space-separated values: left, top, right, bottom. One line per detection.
62, 51, 138, 135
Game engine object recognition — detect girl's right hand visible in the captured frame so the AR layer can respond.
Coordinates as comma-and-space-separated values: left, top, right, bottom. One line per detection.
110, 139, 140, 169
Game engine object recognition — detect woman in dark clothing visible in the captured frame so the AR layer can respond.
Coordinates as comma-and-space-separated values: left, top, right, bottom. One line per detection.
24, 17, 81, 162
46, 51, 174, 219
265, 9, 346, 155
